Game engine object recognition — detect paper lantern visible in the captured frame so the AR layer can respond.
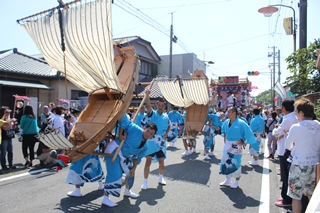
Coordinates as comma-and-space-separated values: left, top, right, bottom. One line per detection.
274, 97, 278, 102
16, 101, 24, 108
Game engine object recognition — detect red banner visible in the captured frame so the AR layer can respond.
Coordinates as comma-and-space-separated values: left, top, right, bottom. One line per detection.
218, 76, 239, 84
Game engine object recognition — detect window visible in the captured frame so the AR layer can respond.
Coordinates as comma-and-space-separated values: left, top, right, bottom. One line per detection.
140, 61, 157, 77
71, 90, 88, 100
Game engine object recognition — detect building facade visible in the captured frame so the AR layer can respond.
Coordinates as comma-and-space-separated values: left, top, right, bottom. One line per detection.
158, 53, 207, 78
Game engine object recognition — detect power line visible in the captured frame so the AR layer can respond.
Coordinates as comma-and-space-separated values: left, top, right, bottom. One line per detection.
115, 0, 205, 68
198, 34, 269, 52
138, 0, 233, 10
215, 57, 268, 69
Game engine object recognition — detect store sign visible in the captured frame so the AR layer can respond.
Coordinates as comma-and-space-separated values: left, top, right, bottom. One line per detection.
218, 76, 239, 84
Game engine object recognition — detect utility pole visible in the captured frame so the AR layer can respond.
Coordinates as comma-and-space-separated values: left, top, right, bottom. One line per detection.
299, 0, 307, 49
278, 49, 281, 83
169, 13, 173, 79
272, 46, 276, 109
268, 46, 277, 109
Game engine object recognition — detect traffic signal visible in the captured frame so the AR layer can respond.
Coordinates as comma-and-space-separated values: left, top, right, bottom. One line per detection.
247, 71, 260, 76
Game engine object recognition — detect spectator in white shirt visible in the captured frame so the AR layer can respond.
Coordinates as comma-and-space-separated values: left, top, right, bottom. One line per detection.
226, 92, 234, 108
52, 106, 65, 137
285, 98, 320, 213
272, 100, 298, 208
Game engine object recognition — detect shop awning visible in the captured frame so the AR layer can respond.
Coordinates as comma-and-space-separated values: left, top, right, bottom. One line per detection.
0, 79, 52, 90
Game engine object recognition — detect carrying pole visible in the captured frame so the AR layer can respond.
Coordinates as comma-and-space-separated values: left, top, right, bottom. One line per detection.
112, 79, 155, 162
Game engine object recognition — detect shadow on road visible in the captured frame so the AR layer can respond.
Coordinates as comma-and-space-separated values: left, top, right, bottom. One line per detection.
58, 190, 103, 212
57, 185, 166, 212
166, 146, 182, 153
242, 164, 272, 175
220, 187, 260, 209
135, 184, 165, 206
151, 159, 215, 185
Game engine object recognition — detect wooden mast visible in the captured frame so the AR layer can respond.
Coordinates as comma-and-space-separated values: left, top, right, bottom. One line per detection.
17, 0, 81, 23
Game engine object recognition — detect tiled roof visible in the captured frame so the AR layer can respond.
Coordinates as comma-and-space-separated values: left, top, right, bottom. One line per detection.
0, 48, 57, 77
136, 76, 166, 98
114, 36, 161, 62
114, 36, 140, 45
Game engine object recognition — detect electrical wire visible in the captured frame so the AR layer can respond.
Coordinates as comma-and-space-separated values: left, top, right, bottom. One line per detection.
138, 0, 233, 10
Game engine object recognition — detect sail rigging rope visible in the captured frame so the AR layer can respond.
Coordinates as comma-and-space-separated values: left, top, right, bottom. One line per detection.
58, 1, 68, 99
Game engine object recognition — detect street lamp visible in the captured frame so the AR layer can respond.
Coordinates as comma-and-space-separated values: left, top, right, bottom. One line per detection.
258, 4, 297, 52
203, 61, 214, 65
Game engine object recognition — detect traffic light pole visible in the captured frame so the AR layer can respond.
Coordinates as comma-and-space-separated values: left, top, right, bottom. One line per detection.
169, 13, 173, 79
272, 46, 276, 109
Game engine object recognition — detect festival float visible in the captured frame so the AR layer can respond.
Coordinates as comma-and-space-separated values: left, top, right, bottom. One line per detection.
142, 70, 209, 139
17, 0, 139, 162
209, 76, 253, 110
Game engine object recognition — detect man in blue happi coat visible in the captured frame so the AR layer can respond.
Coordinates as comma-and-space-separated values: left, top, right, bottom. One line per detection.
167, 106, 182, 147
219, 107, 256, 188
203, 109, 222, 159
248, 108, 265, 166
141, 89, 170, 190
102, 114, 158, 207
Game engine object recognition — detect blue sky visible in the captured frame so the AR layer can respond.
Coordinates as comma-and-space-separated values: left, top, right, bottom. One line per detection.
1, 0, 319, 96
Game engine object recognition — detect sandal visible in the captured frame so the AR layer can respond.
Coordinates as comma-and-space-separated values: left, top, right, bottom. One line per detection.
275, 200, 291, 207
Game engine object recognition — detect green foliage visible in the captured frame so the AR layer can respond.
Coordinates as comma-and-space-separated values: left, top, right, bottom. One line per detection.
254, 90, 272, 106
315, 103, 320, 120
285, 39, 320, 97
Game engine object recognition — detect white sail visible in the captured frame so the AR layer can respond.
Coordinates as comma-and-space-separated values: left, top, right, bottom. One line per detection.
20, 0, 122, 93
158, 79, 209, 107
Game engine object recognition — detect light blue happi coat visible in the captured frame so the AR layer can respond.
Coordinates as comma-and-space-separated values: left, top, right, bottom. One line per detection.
104, 121, 159, 197
219, 118, 256, 177
134, 112, 146, 127
249, 115, 265, 156
141, 109, 169, 161
66, 153, 104, 186
203, 113, 221, 150
167, 111, 182, 143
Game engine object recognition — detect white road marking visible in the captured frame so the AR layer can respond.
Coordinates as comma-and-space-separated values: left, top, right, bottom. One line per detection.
0, 168, 49, 182
259, 139, 270, 213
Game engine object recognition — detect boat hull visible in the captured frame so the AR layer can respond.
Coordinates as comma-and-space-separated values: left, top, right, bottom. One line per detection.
186, 104, 209, 138
185, 70, 209, 138
67, 46, 139, 162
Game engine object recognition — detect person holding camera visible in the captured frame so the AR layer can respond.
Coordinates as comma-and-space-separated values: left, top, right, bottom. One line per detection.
0, 107, 17, 170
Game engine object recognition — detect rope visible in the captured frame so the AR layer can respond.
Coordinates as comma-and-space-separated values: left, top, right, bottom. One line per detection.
57, 1, 68, 99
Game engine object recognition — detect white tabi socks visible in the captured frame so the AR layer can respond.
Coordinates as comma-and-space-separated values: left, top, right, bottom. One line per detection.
230, 180, 239, 188
67, 188, 82, 197
219, 177, 232, 186
102, 195, 118, 207
159, 174, 166, 185
141, 178, 148, 190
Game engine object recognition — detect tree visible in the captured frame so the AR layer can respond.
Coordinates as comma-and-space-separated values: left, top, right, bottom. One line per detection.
315, 103, 320, 121
254, 90, 272, 106
285, 39, 320, 97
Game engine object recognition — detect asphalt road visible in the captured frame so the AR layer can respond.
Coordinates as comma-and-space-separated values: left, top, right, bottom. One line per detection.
0, 135, 288, 213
